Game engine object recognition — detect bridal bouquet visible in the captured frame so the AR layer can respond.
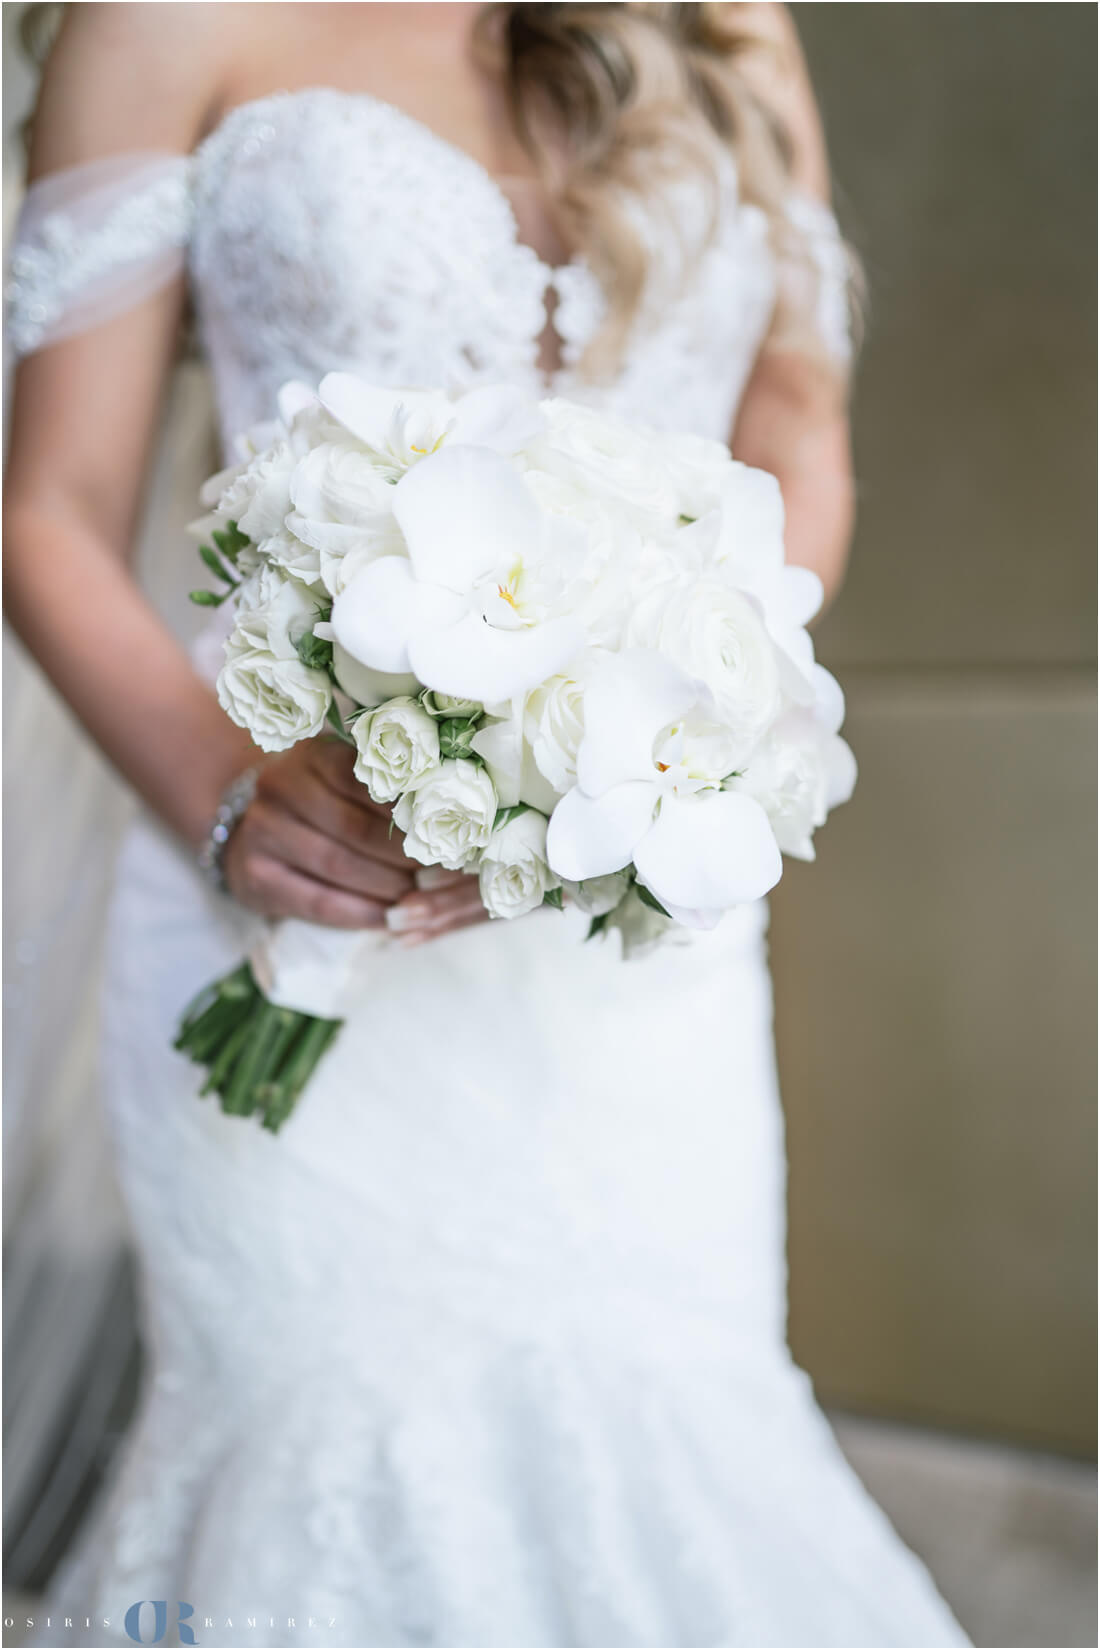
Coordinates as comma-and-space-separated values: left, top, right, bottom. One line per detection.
176, 375, 855, 1130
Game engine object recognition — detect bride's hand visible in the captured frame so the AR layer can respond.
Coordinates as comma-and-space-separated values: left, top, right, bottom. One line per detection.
222, 738, 416, 927
385, 869, 491, 948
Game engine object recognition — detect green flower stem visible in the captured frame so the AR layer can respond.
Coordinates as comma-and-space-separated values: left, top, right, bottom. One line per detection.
175, 960, 343, 1132
261, 1016, 342, 1133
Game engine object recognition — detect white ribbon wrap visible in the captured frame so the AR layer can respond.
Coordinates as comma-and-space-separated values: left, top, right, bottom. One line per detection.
249, 920, 391, 1019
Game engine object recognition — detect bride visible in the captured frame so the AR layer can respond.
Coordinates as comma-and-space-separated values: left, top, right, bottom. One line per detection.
4, 4, 969, 1645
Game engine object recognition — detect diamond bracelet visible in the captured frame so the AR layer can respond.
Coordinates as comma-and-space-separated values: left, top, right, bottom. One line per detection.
197, 767, 260, 893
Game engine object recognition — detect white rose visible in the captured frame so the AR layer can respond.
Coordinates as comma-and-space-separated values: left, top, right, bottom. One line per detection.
392, 759, 497, 870
561, 869, 632, 917
352, 697, 440, 804
631, 576, 781, 766
478, 808, 559, 920
217, 648, 332, 752
537, 400, 680, 520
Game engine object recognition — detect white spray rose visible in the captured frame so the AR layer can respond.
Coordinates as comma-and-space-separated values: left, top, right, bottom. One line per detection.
478, 808, 559, 920
392, 759, 497, 870
217, 566, 332, 752
422, 692, 483, 719
217, 649, 331, 752
352, 698, 440, 804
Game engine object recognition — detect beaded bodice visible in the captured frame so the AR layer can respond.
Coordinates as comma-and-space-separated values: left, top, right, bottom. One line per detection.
8, 87, 849, 452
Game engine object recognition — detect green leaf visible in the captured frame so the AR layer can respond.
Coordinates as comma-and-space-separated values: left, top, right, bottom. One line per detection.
678, 513, 697, 525
198, 542, 238, 587
325, 700, 355, 745
295, 631, 334, 671
213, 521, 252, 563
188, 588, 227, 607
492, 802, 530, 832
586, 911, 610, 942
542, 885, 564, 911
635, 883, 671, 918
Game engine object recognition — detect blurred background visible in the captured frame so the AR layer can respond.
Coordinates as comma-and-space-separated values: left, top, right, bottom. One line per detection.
3, 4, 1097, 1648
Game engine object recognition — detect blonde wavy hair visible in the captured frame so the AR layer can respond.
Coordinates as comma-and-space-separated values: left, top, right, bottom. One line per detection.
22, 1, 858, 383
487, 2, 859, 379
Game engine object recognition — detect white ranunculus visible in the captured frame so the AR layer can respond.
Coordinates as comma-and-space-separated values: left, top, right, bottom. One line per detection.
286, 439, 403, 597
392, 759, 497, 870
260, 526, 325, 587
478, 808, 559, 920
352, 697, 440, 804
536, 400, 679, 520
217, 647, 332, 752
203, 439, 296, 544
630, 576, 781, 767
562, 869, 632, 917
659, 429, 736, 521
525, 668, 588, 795
734, 710, 857, 861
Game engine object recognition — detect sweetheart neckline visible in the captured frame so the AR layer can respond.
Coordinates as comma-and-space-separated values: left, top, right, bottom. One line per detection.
197, 83, 583, 284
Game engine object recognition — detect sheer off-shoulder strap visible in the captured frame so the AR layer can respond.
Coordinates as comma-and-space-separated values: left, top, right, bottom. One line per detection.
780, 196, 857, 367
6, 150, 195, 357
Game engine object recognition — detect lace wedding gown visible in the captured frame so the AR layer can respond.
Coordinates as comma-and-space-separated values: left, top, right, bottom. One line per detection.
9, 89, 968, 1649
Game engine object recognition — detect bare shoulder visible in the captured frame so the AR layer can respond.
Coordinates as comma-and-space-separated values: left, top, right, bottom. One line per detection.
26, 2, 249, 177
726, 3, 831, 199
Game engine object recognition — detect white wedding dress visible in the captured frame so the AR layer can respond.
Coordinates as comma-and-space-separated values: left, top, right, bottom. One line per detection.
8, 89, 969, 1649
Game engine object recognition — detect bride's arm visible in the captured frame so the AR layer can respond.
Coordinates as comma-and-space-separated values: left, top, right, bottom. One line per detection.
4, 5, 414, 928
727, 3, 856, 612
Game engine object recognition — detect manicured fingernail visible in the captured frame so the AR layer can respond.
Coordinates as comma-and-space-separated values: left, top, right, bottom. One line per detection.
396, 931, 427, 948
415, 867, 455, 890
386, 904, 427, 933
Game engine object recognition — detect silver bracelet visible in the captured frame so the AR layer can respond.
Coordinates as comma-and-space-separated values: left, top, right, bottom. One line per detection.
197, 767, 259, 893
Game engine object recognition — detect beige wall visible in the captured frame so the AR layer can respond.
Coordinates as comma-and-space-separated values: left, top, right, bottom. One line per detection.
776, 4, 1096, 1453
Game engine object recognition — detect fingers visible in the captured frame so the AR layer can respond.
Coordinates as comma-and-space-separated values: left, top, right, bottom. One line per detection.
386, 876, 490, 946
393, 900, 492, 948
225, 845, 388, 929
413, 866, 468, 891
246, 799, 414, 903
258, 757, 412, 871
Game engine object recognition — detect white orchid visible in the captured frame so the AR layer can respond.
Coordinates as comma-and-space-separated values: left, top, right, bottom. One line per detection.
546, 650, 782, 928
331, 444, 586, 705
318, 374, 545, 474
